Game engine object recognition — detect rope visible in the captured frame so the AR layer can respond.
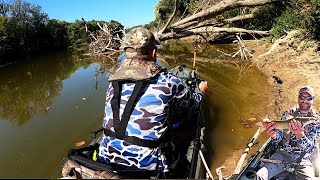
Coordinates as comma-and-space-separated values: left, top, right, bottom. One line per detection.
199, 150, 214, 180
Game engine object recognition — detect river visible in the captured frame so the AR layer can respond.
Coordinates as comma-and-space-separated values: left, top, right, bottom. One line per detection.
0, 44, 272, 178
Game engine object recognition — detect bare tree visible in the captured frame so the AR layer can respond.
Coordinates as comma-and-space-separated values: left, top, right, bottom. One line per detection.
82, 18, 124, 61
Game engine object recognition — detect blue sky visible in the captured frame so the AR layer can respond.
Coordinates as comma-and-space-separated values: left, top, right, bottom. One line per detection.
25, 0, 159, 28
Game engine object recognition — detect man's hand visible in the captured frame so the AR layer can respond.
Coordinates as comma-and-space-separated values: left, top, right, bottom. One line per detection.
289, 119, 305, 138
199, 81, 208, 93
262, 122, 277, 139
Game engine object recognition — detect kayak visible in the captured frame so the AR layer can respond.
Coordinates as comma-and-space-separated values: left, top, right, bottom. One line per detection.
234, 138, 320, 180
60, 64, 210, 179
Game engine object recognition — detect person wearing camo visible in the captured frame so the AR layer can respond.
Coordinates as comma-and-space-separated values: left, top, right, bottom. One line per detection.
97, 27, 208, 177
256, 86, 320, 180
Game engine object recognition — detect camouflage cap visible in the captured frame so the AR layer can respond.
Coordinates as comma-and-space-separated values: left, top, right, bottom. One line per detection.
120, 27, 159, 56
299, 85, 315, 97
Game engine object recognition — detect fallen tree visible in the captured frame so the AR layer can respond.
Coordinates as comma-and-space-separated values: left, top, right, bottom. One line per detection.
86, 0, 283, 58
156, 0, 279, 41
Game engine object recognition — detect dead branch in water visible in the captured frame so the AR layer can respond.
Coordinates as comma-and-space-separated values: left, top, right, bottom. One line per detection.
81, 18, 123, 60
232, 33, 254, 60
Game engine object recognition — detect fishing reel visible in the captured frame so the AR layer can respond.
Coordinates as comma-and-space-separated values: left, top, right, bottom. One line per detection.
170, 64, 202, 91
189, 68, 203, 92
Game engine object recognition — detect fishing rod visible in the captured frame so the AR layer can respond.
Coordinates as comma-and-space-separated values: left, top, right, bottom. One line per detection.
189, 35, 204, 179
188, 35, 202, 93
191, 36, 198, 80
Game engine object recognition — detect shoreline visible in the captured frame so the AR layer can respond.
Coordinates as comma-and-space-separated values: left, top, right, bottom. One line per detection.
214, 36, 320, 178
182, 33, 320, 115
247, 38, 320, 117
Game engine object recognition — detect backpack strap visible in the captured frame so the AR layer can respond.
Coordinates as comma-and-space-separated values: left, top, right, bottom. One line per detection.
104, 80, 169, 148
110, 80, 121, 133
116, 80, 144, 139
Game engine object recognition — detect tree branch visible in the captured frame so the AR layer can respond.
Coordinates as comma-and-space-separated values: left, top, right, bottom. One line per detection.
159, 27, 270, 41
171, 0, 280, 28
158, 0, 179, 35
224, 13, 255, 23
174, 20, 199, 30
81, 18, 97, 41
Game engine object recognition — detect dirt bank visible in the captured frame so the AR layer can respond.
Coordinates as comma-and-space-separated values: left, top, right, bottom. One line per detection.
215, 31, 320, 179
249, 33, 320, 117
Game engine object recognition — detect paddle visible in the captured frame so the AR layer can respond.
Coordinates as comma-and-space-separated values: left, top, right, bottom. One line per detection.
234, 138, 271, 180
234, 126, 261, 175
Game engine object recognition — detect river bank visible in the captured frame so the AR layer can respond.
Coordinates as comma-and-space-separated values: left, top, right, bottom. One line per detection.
216, 31, 320, 178
249, 34, 320, 117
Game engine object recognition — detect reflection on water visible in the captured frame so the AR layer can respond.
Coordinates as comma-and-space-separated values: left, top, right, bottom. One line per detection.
0, 52, 111, 178
0, 45, 272, 178
0, 52, 76, 126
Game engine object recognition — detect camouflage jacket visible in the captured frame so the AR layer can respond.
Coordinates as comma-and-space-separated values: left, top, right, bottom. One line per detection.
98, 59, 203, 172
273, 107, 320, 159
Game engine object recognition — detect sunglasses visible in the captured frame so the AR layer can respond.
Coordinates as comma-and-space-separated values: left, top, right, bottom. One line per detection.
299, 95, 313, 101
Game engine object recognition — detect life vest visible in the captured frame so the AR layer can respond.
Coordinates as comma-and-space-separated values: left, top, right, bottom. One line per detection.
104, 58, 169, 148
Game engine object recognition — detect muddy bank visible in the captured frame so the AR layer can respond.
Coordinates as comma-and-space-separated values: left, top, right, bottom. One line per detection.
249, 36, 320, 118
217, 32, 320, 178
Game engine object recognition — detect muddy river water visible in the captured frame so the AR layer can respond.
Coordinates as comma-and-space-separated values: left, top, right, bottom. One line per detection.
0, 44, 272, 178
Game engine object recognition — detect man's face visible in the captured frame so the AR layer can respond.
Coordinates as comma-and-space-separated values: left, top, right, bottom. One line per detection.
298, 92, 314, 111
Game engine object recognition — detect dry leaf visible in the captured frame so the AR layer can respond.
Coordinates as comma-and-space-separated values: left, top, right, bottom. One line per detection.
75, 141, 86, 147
248, 117, 256, 121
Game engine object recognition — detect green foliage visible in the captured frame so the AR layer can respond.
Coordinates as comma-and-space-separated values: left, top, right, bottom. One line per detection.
271, 7, 299, 37
251, 3, 287, 31
221, 2, 288, 32
270, 0, 320, 39
66, 20, 89, 46
2, 0, 320, 64
220, 0, 320, 39
45, 19, 71, 48
0, 0, 50, 61
154, 0, 197, 28
155, 0, 175, 21
144, 20, 158, 31
0, 0, 125, 64
310, 0, 320, 39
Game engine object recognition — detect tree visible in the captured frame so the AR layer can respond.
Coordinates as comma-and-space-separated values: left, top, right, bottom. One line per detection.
155, 0, 281, 42
87, 0, 283, 59
0, 0, 49, 55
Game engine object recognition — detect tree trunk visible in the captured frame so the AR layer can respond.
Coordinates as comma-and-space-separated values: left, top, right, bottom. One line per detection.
160, 27, 270, 41
156, 0, 281, 42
